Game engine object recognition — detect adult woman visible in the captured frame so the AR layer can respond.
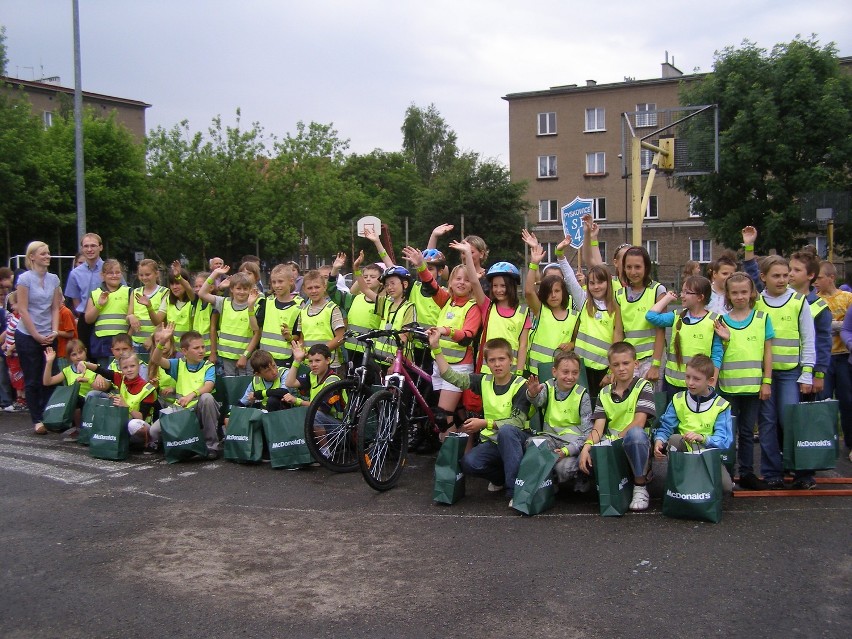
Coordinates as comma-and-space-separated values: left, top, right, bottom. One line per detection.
15, 241, 62, 434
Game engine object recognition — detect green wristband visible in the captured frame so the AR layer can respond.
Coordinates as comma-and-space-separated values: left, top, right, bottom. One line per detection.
591, 241, 599, 247
743, 244, 754, 251
528, 262, 539, 271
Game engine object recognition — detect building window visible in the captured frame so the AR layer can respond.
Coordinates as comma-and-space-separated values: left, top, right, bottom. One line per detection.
538, 155, 557, 178
593, 197, 606, 221
636, 103, 657, 128
640, 149, 653, 170
584, 108, 605, 132
538, 112, 556, 136
597, 240, 607, 263
540, 242, 557, 263
808, 236, 828, 258
644, 195, 658, 219
688, 196, 701, 218
585, 152, 605, 175
43, 111, 53, 127
644, 240, 658, 263
539, 199, 559, 223
691, 239, 712, 263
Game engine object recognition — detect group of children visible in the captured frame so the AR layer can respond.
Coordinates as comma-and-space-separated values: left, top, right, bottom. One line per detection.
25, 217, 851, 513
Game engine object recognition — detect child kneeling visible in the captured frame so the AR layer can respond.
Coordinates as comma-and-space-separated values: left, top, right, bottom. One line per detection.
239, 350, 290, 411
653, 354, 733, 494
579, 342, 657, 511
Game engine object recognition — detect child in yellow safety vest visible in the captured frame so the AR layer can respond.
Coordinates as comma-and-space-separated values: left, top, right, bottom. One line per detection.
578, 341, 657, 512
249, 264, 302, 368
653, 354, 734, 494
429, 331, 531, 505
42, 340, 103, 439
525, 351, 593, 489
191, 272, 218, 361
84, 259, 131, 364
127, 258, 167, 353
198, 267, 261, 376
521, 230, 579, 374
147, 261, 196, 348
239, 349, 289, 411
290, 271, 346, 373
327, 251, 384, 363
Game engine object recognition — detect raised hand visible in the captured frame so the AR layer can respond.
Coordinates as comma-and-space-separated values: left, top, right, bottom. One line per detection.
353, 250, 365, 270
530, 243, 545, 264
713, 318, 731, 341
431, 223, 454, 238
741, 226, 757, 246
333, 252, 347, 270
171, 260, 182, 277
521, 228, 539, 248
526, 373, 542, 397
401, 246, 424, 267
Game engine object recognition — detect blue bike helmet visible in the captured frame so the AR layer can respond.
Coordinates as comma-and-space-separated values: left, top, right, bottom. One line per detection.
421, 249, 446, 265
485, 261, 521, 284
380, 265, 412, 284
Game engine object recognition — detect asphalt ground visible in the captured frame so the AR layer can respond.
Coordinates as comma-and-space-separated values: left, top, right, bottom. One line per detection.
1, 411, 850, 639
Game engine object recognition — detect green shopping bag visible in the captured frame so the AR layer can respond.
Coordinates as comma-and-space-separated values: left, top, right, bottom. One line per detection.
262, 407, 313, 469
589, 439, 632, 517
511, 438, 558, 516
214, 375, 252, 415
433, 433, 468, 505
42, 383, 80, 433
662, 448, 723, 523
88, 404, 130, 461
78, 396, 112, 446
223, 406, 264, 463
782, 400, 840, 471
160, 408, 208, 463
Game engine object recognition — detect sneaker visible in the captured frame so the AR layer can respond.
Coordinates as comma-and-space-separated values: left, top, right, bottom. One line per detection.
487, 482, 504, 492
791, 476, 817, 490
62, 428, 79, 442
6, 400, 27, 413
765, 479, 785, 490
738, 473, 768, 491
508, 498, 514, 508
629, 485, 650, 511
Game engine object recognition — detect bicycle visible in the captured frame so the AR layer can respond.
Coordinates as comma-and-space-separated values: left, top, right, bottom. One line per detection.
303, 329, 384, 472
357, 323, 436, 491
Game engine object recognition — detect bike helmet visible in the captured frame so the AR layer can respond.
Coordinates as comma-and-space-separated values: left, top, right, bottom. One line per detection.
485, 261, 521, 284
421, 248, 446, 265
380, 265, 412, 284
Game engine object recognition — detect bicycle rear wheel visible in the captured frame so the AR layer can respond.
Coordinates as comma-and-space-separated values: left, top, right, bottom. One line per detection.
304, 379, 367, 472
357, 388, 409, 491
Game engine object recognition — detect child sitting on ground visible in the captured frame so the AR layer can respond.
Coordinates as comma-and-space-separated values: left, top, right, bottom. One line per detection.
578, 341, 657, 511
239, 349, 289, 411
653, 354, 734, 493
525, 350, 593, 490
42, 340, 101, 440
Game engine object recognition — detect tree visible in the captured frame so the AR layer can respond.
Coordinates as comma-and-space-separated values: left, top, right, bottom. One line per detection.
1, 25, 8, 76
401, 103, 458, 184
415, 153, 529, 264
679, 37, 852, 255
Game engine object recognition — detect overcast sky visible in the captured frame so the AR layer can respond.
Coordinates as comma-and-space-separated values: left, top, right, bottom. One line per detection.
2, 0, 850, 164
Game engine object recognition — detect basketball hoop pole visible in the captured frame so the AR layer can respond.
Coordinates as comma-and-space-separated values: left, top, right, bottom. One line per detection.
630, 138, 671, 246
828, 219, 835, 261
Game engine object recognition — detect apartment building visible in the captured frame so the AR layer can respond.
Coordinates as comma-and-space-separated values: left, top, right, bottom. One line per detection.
0, 75, 150, 141
504, 61, 716, 287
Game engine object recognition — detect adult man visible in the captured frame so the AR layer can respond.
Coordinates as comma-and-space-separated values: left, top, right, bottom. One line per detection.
64, 233, 104, 355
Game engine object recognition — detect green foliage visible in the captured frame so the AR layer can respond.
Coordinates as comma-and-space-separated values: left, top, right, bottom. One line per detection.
679, 37, 852, 255
401, 103, 459, 184
0, 26, 8, 77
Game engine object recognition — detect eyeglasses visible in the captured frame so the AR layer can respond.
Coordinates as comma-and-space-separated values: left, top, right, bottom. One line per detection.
681, 290, 696, 296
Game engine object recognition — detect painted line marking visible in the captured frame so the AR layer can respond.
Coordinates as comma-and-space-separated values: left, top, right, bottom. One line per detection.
0, 456, 98, 484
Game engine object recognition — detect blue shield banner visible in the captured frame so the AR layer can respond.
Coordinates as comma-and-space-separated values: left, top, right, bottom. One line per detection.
561, 197, 593, 249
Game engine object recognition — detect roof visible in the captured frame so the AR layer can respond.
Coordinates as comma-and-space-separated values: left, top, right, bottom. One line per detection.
0, 76, 151, 109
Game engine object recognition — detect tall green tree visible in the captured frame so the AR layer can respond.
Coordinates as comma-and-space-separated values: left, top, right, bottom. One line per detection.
679, 37, 852, 255
1, 25, 8, 76
401, 103, 459, 184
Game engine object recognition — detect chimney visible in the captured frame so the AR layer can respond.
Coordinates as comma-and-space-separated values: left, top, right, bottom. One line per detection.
586, 79, 597, 87
661, 51, 683, 78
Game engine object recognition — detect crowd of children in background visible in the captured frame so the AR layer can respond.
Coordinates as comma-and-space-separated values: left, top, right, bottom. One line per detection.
4, 217, 851, 512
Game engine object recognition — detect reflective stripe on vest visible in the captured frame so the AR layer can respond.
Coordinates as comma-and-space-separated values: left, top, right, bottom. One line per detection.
175, 359, 214, 409
664, 311, 718, 386
344, 294, 381, 352
616, 283, 661, 360
480, 374, 527, 443
718, 311, 766, 395
131, 285, 167, 344
756, 292, 806, 371
480, 303, 528, 374
218, 300, 254, 360
375, 299, 415, 360
62, 365, 96, 397
251, 366, 286, 407
598, 378, 651, 439
542, 380, 586, 440
259, 297, 301, 361
671, 392, 729, 448
528, 306, 580, 366
574, 306, 617, 370
91, 286, 131, 337
438, 298, 476, 364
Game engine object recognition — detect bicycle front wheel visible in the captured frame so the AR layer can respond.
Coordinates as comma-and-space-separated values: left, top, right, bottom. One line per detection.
304, 379, 367, 473
357, 389, 409, 491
